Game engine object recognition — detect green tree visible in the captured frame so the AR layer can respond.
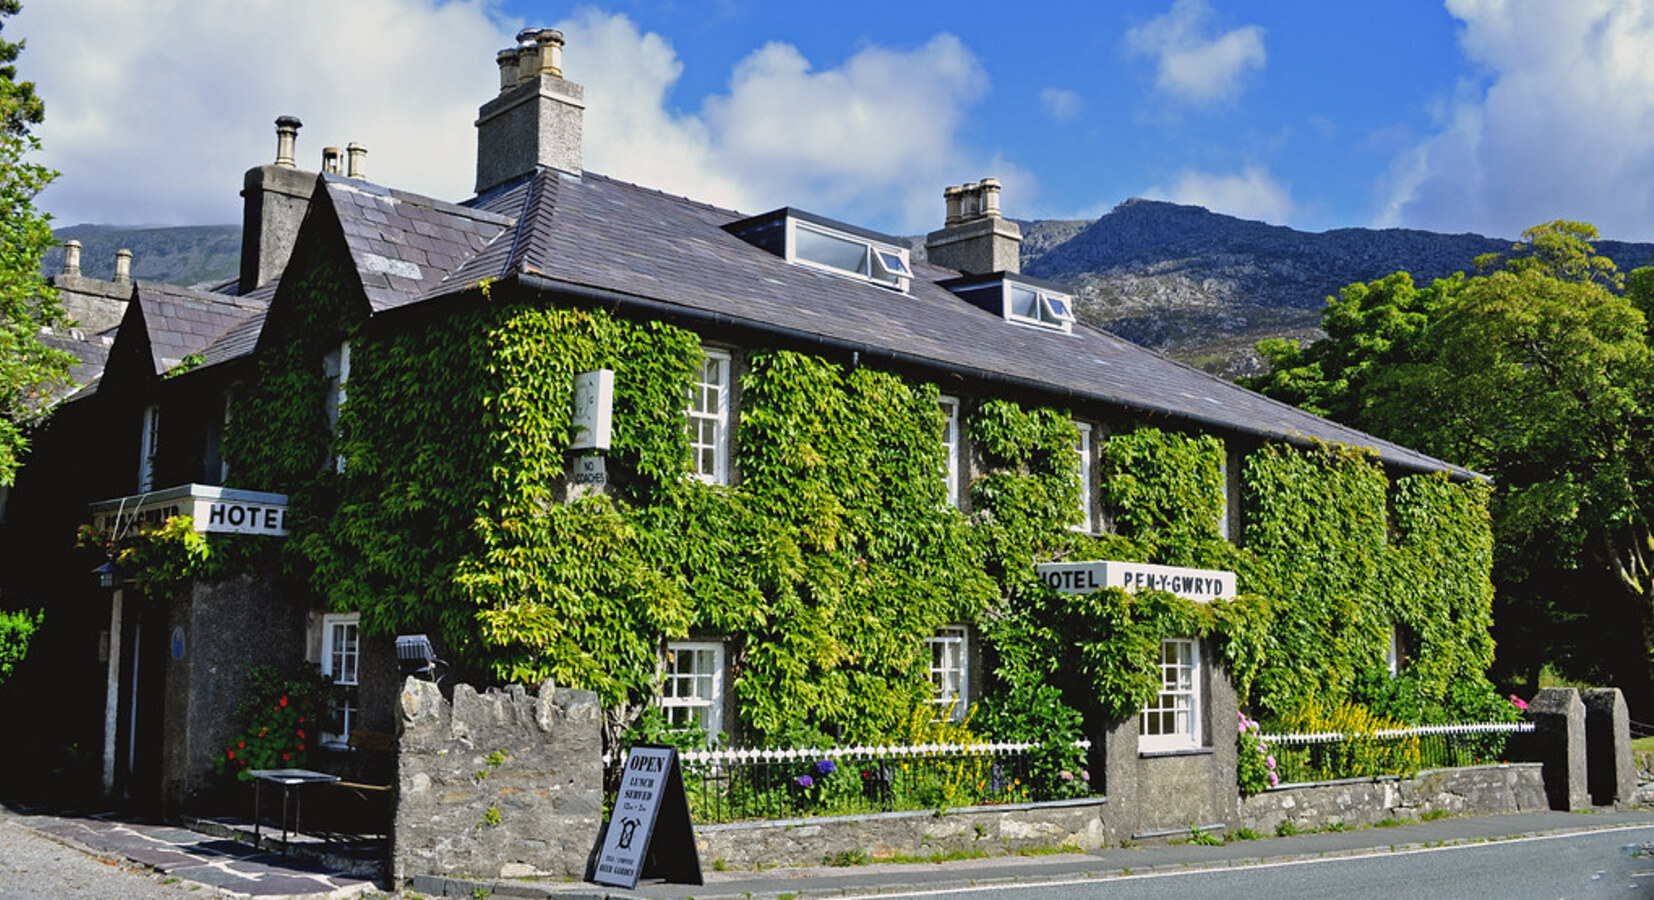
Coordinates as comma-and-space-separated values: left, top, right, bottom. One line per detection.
0, 0, 70, 486
1247, 222, 1654, 705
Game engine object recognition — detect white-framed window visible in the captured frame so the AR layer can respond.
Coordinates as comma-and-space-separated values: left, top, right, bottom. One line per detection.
1386, 625, 1403, 677
1005, 283, 1076, 333
939, 396, 961, 509
660, 641, 724, 742
687, 349, 732, 485
137, 404, 161, 491
321, 612, 360, 747
927, 626, 969, 722
323, 341, 351, 473
1140, 638, 1202, 752
1073, 421, 1094, 532
787, 218, 911, 292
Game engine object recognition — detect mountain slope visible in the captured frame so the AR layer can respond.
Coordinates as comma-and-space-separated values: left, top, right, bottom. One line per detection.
44, 224, 241, 288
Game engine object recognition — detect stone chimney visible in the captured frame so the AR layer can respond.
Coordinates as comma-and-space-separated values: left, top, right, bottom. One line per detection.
322, 147, 342, 174
474, 28, 584, 194
925, 178, 1022, 275
113, 249, 132, 284
240, 115, 316, 293
61, 239, 81, 277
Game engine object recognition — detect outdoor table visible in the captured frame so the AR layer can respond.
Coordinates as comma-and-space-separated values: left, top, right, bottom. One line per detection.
248, 768, 340, 850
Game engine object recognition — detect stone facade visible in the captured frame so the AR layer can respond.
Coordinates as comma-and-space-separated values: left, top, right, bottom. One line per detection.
693, 799, 1110, 870
393, 679, 603, 883
1239, 763, 1548, 834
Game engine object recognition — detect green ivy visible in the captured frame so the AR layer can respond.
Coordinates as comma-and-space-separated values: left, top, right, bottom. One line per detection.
216, 262, 1500, 747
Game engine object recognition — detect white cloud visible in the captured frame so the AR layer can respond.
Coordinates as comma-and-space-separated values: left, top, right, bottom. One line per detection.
1145, 167, 1296, 224
1377, 0, 1654, 240
17, 2, 1012, 234
1039, 87, 1084, 122
18, 0, 514, 226
1125, 0, 1265, 105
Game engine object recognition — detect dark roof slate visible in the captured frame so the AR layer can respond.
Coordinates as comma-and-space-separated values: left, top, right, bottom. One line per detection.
322, 174, 513, 312
131, 281, 268, 374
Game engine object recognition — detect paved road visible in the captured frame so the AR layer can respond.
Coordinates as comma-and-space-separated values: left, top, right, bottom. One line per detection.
0, 815, 203, 899
871, 825, 1654, 899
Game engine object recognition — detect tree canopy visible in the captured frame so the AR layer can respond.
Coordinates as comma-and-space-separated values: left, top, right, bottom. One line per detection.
1246, 221, 1654, 705
0, 0, 69, 486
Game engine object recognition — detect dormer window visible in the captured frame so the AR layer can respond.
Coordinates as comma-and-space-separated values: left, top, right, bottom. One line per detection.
726, 208, 912, 292
939, 272, 1079, 334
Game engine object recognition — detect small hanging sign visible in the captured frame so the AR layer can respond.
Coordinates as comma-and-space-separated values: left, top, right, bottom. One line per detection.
591, 745, 702, 890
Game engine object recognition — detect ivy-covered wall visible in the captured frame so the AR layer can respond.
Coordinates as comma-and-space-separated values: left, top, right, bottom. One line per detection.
221, 266, 1503, 748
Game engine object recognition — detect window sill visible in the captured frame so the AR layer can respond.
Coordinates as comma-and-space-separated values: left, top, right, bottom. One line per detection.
1137, 745, 1212, 759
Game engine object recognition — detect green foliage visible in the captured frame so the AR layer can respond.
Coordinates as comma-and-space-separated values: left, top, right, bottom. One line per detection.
0, 606, 39, 684
0, 1, 70, 485
213, 664, 337, 781
1248, 220, 1654, 702
1274, 700, 1421, 782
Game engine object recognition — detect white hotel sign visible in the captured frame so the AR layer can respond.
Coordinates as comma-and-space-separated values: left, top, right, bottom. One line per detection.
1035, 560, 1236, 602
88, 484, 290, 537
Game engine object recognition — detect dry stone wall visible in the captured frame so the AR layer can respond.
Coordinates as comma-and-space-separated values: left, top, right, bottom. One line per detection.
1239, 763, 1547, 834
392, 679, 603, 883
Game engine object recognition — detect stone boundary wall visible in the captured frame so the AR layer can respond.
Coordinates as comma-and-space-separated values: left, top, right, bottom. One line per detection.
692, 798, 1111, 869
393, 679, 603, 883
1239, 763, 1547, 834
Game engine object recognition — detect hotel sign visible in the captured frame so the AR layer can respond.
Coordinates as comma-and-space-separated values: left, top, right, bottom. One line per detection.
88, 484, 290, 537
1035, 560, 1236, 602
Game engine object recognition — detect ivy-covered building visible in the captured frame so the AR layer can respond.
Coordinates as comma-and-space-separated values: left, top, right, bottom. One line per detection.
2, 30, 1501, 833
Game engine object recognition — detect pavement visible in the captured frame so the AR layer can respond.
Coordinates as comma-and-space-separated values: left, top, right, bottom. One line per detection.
9, 804, 1654, 899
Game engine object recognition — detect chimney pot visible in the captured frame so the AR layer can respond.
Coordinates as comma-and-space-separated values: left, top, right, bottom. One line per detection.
322, 147, 343, 174
496, 48, 519, 94
961, 182, 981, 220
62, 239, 82, 277
346, 142, 367, 178
980, 178, 1002, 219
274, 115, 302, 167
536, 28, 565, 77
943, 186, 964, 227
113, 249, 133, 284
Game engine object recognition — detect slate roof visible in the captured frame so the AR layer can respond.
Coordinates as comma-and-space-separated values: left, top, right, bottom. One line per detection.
322, 175, 513, 312
130, 281, 269, 374
35, 329, 111, 400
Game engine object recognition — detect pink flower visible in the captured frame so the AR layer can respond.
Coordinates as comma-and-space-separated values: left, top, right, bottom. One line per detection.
1080, 770, 1090, 782
1268, 771, 1280, 787
1509, 694, 1529, 711
1266, 756, 1276, 770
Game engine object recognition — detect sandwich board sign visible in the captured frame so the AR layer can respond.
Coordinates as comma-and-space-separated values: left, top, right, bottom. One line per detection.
591, 745, 702, 890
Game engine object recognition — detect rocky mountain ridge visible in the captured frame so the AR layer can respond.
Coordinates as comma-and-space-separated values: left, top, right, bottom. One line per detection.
50, 202, 1654, 377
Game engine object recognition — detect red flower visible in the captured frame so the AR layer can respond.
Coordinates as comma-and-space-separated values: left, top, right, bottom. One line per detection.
296, 730, 305, 739
227, 750, 235, 759
279, 696, 289, 707
238, 741, 245, 749
298, 744, 305, 752
282, 753, 291, 761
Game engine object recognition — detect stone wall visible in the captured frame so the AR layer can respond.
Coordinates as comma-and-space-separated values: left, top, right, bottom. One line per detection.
1238, 763, 1547, 834
393, 679, 603, 883
693, 799, 1110, 869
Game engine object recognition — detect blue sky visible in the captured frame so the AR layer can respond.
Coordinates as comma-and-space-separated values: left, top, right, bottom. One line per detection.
17, 1, 1654, 241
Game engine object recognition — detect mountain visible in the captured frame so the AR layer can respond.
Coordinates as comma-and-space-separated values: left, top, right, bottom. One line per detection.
44, 224, 241, 289
49, 205, 1654, 378
1018, 199, 1654, 377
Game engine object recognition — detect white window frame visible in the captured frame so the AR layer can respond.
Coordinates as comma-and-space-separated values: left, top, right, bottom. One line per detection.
927, 626, 970, 722
323, 341, 351, 473
1139, 637, 1202, 753
659, 641, 725, 743
687, 349, 732, 485
1386, 625, 1402, 677
321, 612, 360, 748
1003, 283, 1076, 333
137, 404, 161, 491
785, 218, 912, 292
1073, 421, 1094, 532
939, 396, 961, 509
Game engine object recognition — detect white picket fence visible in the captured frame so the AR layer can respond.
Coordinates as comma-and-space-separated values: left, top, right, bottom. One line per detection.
1258, 721, 1533, 745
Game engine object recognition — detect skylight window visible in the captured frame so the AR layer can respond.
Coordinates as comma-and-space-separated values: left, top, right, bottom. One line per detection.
1006, 283, 1076, 332
789, 220, 911, 291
